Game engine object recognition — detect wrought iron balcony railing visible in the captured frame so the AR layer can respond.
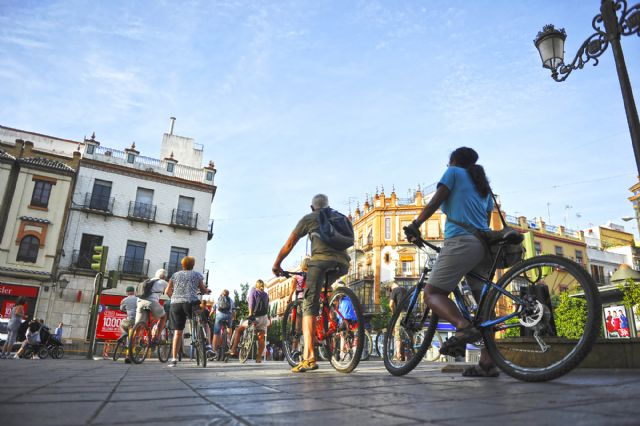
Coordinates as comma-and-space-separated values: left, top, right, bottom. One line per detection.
118, 256, 150, 276
171, 209, 198, 229
82, 192, 114, 214
127, 201, 157, 222
71, 249, 93, 270
163, 261, 181, 279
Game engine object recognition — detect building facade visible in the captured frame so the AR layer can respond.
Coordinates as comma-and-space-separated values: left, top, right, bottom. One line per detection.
0, 131, 80, 327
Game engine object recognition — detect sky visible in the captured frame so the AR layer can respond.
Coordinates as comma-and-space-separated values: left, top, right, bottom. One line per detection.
1, 0, 639, 293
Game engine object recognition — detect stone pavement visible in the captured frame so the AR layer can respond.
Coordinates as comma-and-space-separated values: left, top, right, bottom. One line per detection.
1, 358, 639, 425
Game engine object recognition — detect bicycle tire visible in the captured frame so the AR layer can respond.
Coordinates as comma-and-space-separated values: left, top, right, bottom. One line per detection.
113, 337, 126, 362
328, 286, 365, 373
128, 322, 150, 364
157, 327, 170, 363
375, 331, 385, 357
282, 300, 304, 367
383, 289, 438, 376
194, 320, 206, 368
481, 255, 601, 382
220, 327, 229, 362
239, 329, 254, 364
361, 331, 373, 361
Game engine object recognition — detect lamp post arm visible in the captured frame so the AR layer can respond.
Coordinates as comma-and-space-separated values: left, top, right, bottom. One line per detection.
552, 31, 610, 82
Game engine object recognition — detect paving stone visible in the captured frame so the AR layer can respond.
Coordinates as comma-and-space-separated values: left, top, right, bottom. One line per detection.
92, 398, 226, 424
244, 407, 422, 425
0, 401, 102, 426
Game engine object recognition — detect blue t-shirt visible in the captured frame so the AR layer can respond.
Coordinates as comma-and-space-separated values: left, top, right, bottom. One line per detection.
337, 296, 357, 324
438, 166, 493, 239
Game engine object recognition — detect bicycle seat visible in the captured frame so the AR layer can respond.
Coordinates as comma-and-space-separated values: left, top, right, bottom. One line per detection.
484, 229, 524, 245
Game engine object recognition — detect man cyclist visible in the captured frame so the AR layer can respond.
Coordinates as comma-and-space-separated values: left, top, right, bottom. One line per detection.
118, 286, 138, 363
135, 269, 169, 346
212, 289, 234, 355
228, 280, 270, 363
273, 194, 350, 373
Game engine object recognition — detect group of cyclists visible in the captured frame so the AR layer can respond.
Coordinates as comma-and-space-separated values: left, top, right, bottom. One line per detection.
111, 147, 600, 382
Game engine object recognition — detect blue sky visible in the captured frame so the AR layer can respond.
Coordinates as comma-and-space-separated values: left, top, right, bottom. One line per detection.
1, 0, 639, 292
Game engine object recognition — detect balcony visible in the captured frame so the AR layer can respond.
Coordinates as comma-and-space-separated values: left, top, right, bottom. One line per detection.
171, 209, 198, 230
127, 201, 157, 222
344, 268, 374, 285
71, 249, 93, 270
395, 266, 419, 278
118, 256, 150, 277
207, 219, 214, 241
347, 280, 375, 315
81, 193, 114, 215
163, 261, 181, 279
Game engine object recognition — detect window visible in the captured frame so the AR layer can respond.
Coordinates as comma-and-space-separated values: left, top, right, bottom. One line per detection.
176, 196, 195, 226
133, 188, 154, 219
77, 234, 103, 269
90, 179, 112, 211
17, 236, 39, 263
31, 181, 53, 208
206, 171, 213, 181
167, 162, 175, 173
127, 153, 135, 164
575, 250, 584, 265
400, 222, 410, 240
591, 265, 605, 285
123, 241, 146, 274
555, 246, 564, 257
168, 247, 188, 278
86, 144, 95, 155
385, 218, 391, 240
402, 261, 412, 276
534, 241, 542, 256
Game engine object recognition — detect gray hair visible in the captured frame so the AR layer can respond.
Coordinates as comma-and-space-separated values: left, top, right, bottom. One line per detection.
311, 194, 329, 209
155, 269, 167, 279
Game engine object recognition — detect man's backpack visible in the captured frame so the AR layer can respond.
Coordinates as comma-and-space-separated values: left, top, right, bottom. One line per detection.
315, 207, 354, 251
135, 278, 157, 299
217, 295, 231, 313
253, 294, 268, 317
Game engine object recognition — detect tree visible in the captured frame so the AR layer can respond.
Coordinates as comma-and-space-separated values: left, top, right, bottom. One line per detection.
371, 292, 391, 331
234, 282, 250, 321
554, 292, 587, 339
619, 278, 640, 317
504, 317, 522, 338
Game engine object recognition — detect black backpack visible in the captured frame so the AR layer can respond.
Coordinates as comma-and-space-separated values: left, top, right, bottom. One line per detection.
135, 278, 158, 299
253, 295, 268, 317
315, 207, 354, 251
217, 295, 231, 313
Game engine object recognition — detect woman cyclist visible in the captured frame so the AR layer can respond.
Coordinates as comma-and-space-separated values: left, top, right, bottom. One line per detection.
404, 147, 498, 377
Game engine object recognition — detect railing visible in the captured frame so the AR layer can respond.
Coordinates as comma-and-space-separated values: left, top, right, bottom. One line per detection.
395, 266, 419, 278
527, 220, 539, 229
163, 261, 181, 279
565, 228, 580, 238
171, 209, 198, 229
82, 192, 114, 214
505, 214, 519, 225
118, 256, 150, 276
71, 249, 93, 270
347, 280, 375, 314
546, 225, 559, 233
207, 219, 214, 240
344, 269, 374, 284
96, 145, 127, 160
127, 201, 157, 222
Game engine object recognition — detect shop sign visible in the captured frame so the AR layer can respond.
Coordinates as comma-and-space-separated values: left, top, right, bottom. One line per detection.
0, 283, 39, 298
96, 308, 128, 341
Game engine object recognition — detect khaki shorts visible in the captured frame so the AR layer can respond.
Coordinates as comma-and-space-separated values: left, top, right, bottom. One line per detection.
136, 299, 165, 323
243, 315, 269, 332
120, 318, 133, 333
427, 234, 490, 294
303, 260, 349, 316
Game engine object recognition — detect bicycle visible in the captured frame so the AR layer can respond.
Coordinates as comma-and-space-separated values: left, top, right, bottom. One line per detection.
184, 303, 208, 367
127, 307, 171, 364
383, 230, 601, 382
238, 318, 258, 363
209, 318, 231, 362
281, 269, 365, 373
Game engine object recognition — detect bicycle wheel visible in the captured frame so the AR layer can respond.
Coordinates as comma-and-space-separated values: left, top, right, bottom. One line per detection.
219, 327, 229, 362
481, 255, 601, 382
383, 288, 438, 376
282, 300, 304, 367
375, 331, 386, 357
156, 327, 170, 363
113, 337, 126, 361
327, 286, 365, 373
238, 329, 254, 364
128, 322, 150, 364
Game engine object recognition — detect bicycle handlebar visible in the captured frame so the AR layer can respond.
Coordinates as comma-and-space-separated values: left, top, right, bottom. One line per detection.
280, 270, 306, 278
402, 226, 441, 253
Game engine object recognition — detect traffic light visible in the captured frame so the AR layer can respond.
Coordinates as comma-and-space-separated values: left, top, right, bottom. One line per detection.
105, 270, 119, 289
91, 246, 109, 273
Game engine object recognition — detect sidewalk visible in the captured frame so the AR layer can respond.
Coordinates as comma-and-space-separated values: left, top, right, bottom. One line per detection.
0, 359, 639, 425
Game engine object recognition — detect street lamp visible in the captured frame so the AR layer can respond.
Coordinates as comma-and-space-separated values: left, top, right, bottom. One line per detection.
534, 0, 640, 174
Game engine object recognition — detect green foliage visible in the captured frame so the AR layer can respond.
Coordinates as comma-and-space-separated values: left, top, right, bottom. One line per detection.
371, 291, 391, 331
554, 292, 587, 339
267, 318, 282, 344
618, 278, 640, 317
504, 317, 521, 338
233, 282, 250, 321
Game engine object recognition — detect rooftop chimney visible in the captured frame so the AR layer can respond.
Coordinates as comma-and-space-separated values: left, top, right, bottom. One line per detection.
169, 117, 176, 135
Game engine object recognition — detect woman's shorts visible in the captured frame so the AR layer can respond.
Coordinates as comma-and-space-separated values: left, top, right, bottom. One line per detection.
427, 234, 490, 293
170, 301, 198, 331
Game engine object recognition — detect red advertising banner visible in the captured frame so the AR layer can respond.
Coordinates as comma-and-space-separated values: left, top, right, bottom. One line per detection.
96, 308, 128, 341
0, 283, 39, 298
2, 301, 28, 318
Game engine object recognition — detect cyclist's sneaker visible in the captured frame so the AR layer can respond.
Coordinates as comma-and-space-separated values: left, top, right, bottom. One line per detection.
291, 358, 318, 373
124, 358, 132, 364
168, 359, 177, 367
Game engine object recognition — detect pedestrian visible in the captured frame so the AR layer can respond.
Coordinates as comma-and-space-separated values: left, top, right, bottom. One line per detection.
17, 315, 29, 343
404, 147, 498, 377
272, 194, 350, 372
165, 256, 209, 367
54, 322, 64, 343
1, 297, 26, 358
212, 289, 234, 354
228, 279, 270, 363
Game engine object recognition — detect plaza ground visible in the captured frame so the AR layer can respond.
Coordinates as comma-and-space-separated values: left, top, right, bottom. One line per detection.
1, 358, 639, 425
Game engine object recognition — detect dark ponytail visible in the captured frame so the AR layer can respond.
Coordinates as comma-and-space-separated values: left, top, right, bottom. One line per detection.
449, 147, 491, 198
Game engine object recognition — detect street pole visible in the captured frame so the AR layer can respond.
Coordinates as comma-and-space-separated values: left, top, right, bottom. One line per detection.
601, 0, 640, 176
86, 272, 103, 359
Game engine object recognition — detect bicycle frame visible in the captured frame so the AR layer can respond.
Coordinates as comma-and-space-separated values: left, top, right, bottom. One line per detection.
402, 238, 525, 332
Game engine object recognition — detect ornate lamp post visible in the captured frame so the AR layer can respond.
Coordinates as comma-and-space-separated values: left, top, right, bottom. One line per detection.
534, 0, 640, 174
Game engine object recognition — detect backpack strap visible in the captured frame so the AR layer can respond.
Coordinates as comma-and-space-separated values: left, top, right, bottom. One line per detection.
490, 190, 508, 229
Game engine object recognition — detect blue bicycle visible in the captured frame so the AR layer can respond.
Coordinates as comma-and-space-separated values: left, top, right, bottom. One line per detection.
383, 230, 601, 382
